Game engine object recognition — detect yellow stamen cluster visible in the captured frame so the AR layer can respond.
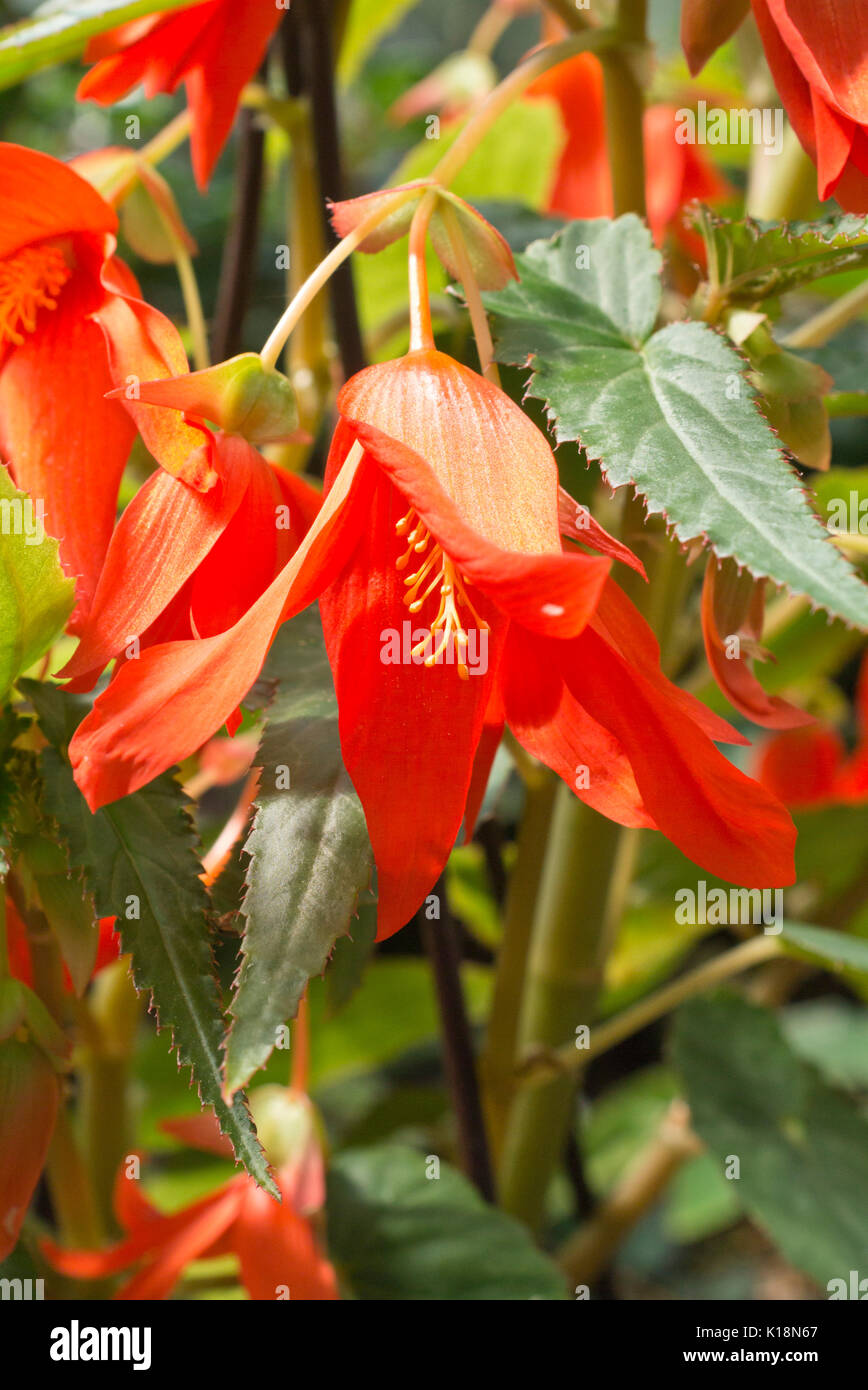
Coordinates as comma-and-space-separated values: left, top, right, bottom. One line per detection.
0, 243, 71, 346
395, 507, 489, 680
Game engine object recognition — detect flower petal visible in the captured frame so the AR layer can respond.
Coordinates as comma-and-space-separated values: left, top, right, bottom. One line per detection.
0, 143, 116, 260
69, 439, 372, 809
320, 467, 505, 940
234, 1183, 339, 1301
0, 274, 134, 627
60, 436, 251, 683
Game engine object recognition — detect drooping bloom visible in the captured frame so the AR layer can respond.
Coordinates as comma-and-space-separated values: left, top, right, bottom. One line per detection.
61, 363, 321, 796
742, 2, 868, 209
68, 350, 796, 937
0, 143, 168, 627
43, 1089, 339, 1300
78, 0, 284, 189
527, 52, 730, 245
757, 653, 868, 805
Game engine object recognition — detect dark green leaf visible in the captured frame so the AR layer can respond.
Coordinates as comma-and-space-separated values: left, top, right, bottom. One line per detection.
327, 1145, 567, 1299
487, 216, 868, 628
32, 706, 273, 1193
693, 206, 868, 304
224, 610, 373, 1098
673, 992, 868, 1286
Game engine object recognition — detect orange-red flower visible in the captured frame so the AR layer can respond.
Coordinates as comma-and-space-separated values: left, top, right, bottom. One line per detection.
527, 52, 730, 246
78, 1, 284, 189
43, 1091, 339, 1300
757, 654, 868, 806
0, 143, 169, 628
67, 350, 796, 935
61, 365, 321, 797
750, 0, 868, 209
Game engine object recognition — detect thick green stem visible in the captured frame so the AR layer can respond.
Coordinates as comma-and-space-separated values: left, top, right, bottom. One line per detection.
481, 772, 557, 1167
79, 959, 142, 1236
497, 799, 638, 1228
601, 0, 647, 217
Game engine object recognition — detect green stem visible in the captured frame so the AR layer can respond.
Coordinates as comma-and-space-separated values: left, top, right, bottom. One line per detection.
481, 771, 557, 1167
519, 933, 780, 1087
497, 800, 638, 1228
44, 1106, 103, 1250
79, 959, 142, 1237
439, 201, 500, 381
782, 277, 868, 349
825, 391, 868, 417
600, 0, 647, 217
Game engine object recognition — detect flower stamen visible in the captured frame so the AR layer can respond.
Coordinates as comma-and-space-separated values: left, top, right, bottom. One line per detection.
0, 242, 71, 346
395, 507, 489, 680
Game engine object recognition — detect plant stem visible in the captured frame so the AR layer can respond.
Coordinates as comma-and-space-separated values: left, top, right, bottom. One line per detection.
45, 1106, 104, 1249
408, 190, 439, 351
497, 800, 637, 1228
78, 959, 142, 1236
439, 201, 500, 382
293, 0, 366, 378
601, 0, 647, 217
259, 188, 419, 369
140, 108, 192, 168
782, 277, 868, 349
169, 227, 210, 371
745, 120, 816, 221
420, 879, 495, 1202
558, 1101, 701, 1287
519, 933, 780, 1087
211, 102, 266, 360
825, 391, 868, 417
481, 772, 557, 1167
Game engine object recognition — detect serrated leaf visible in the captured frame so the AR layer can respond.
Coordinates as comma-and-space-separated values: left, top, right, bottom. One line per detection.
673, 992, 868, 1287
0, 465, 73, 697
487, 216, 868, 629
28, 690, 273, 1193
224, 609, 373, 1099
0, 0, 193, 90
694, 206, 868, 304
327, 1144, 567, 1299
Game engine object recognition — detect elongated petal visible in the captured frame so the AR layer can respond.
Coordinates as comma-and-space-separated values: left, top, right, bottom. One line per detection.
562, 627, 797, 886
763, 0, 868, 125
0, 275, 134, 626
95, 277, 216, 488
235, 1184, 339, 1301
321, 467, 505, 940
593, 577, 748, 746
60, 437, 250, 682
115, 1184, 244, 1300
70, 442, 373, 808
339, 352, 610, 638
501, 625, 652, 828
701, 558, 811, 729
0, 143, 116, 260
558, 487, 646, 578
463, 681, 505, 842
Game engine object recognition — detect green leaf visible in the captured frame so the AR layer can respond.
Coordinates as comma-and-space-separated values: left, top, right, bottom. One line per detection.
29, 690, 273, 1193
779, 919, 868, 977
694, 206, 868, 305
327, 1145, 567, 1299
487, 216, 868, 629
0, 465, 73, 697
224, 610, 373, 1099
673, 992, 868, 1286
0, 0, 193, 90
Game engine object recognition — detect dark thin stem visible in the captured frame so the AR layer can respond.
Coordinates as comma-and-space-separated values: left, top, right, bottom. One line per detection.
211, 86, 266, 359
420, 880, 495, 1203
290, 0, 366, 378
